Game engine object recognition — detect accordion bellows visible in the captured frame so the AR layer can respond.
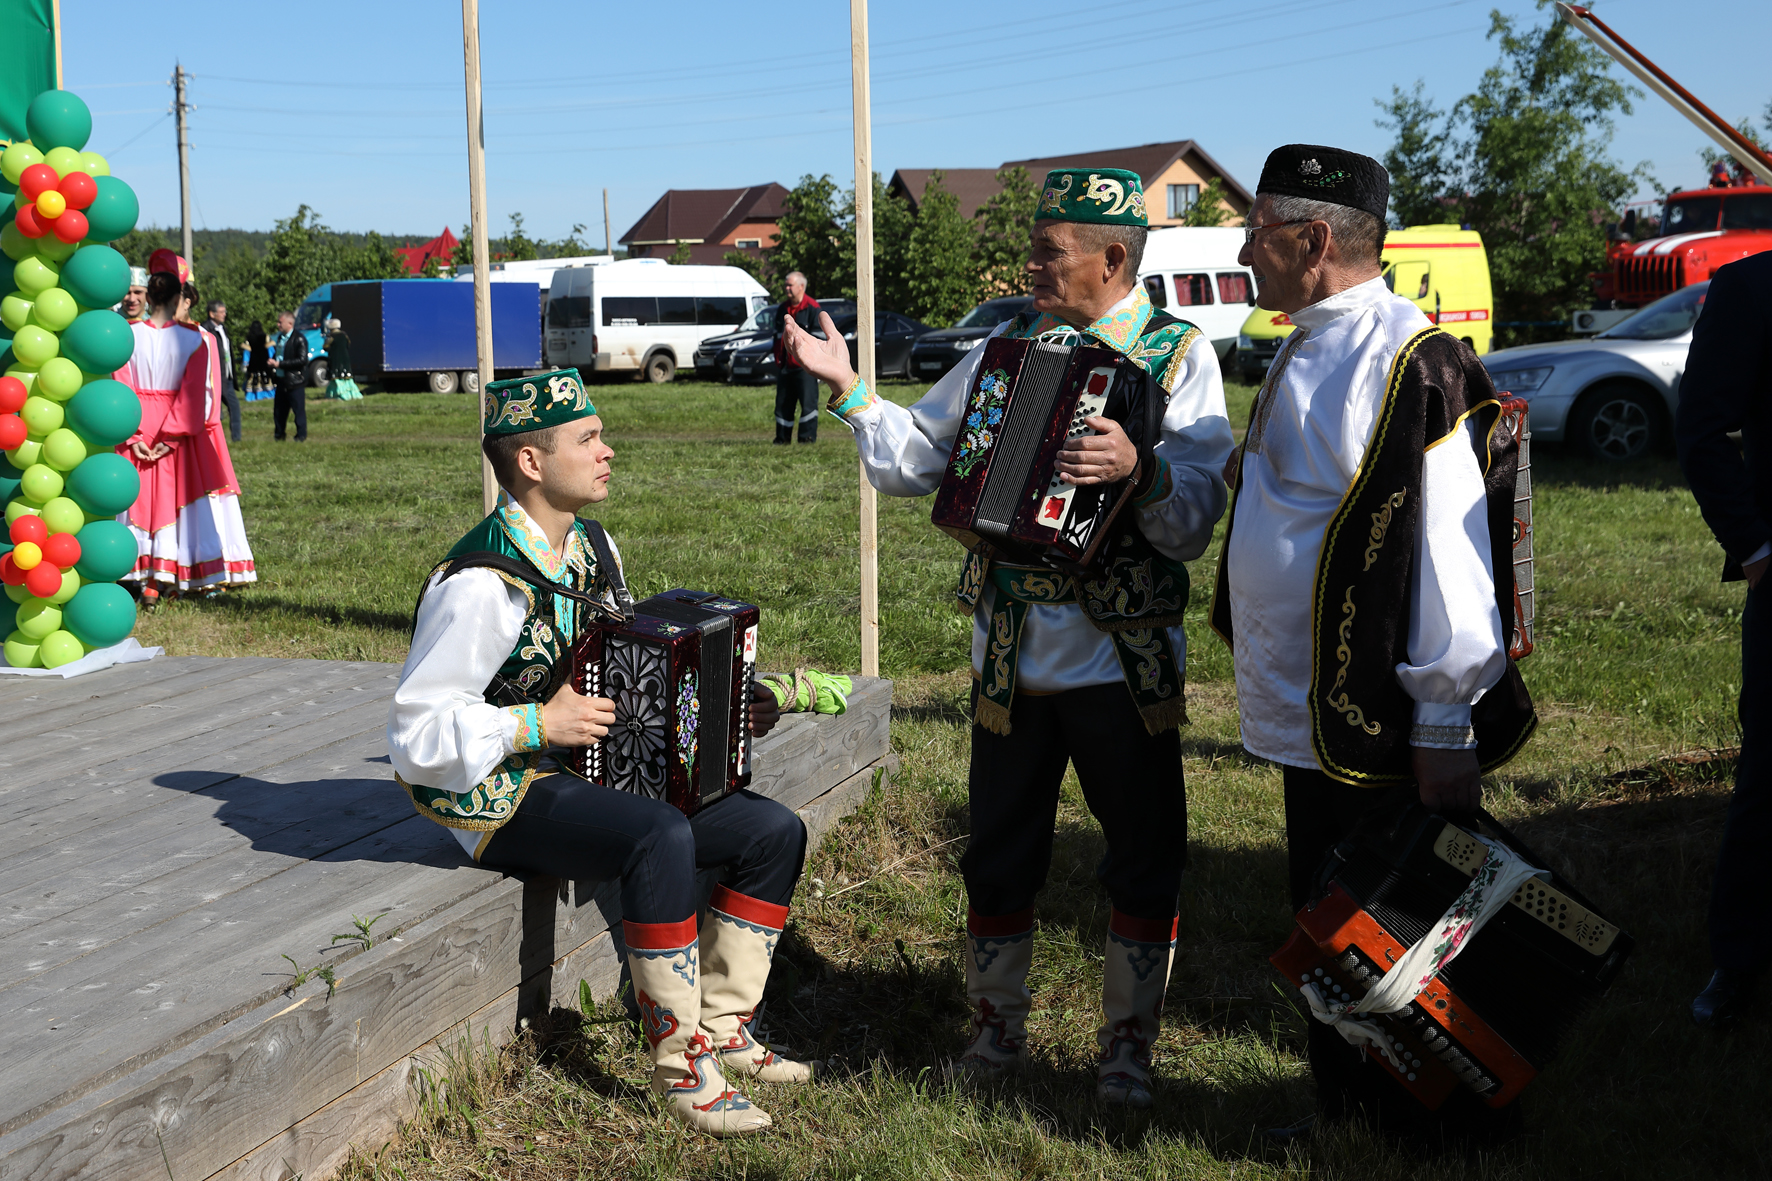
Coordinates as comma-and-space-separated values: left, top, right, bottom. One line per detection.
567, 589, 759, 816
1272, 808, 1631, 1110
931, 336, 1158, 570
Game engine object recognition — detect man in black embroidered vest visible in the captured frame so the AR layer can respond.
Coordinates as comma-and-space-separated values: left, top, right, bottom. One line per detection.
1212, 145, 1535, 1137
387, 369, 814, 1137
783, 167, 1234, 1108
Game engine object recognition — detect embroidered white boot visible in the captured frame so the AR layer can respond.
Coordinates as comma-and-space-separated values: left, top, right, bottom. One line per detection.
699, 885, 813, 1084
955, 907, 1035, 1077
1096, 910, 1177, 1109
624, 918, 772, 1137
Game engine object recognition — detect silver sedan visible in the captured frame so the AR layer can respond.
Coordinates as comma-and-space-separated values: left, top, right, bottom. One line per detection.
1481, 282, 1708, 461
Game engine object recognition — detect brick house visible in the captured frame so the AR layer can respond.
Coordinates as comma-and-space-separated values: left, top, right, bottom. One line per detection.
889, 141, 1253, 227
618, 183, 788, 265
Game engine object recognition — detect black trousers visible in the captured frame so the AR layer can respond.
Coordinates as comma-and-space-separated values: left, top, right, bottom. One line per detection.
1712, 576, 1772, 975
479, 775, 808, 925
219, 375, 241, 442
1284, 765, 1519, 1141
962, 681, 1186, 923
273, 382, 307, 441
774, 366, 818, 442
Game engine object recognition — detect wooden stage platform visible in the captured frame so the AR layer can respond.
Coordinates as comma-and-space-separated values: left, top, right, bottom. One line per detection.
0, 656, 893, 1181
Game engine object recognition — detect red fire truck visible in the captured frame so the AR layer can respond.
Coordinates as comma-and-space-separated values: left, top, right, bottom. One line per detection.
1592, 180, 1772, 307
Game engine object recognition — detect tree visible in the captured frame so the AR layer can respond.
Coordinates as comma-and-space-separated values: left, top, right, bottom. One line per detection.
667, 239, 692, 265
1180, 177, 1235, 227
1697, 107, 1771, 181
900, 172, 977, 327
1376, 3, 1649, 337
769, 174, 849, 299
973, 166, 1038, 298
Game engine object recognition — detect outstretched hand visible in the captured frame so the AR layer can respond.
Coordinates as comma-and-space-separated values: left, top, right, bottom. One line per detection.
779, 310, 857, 392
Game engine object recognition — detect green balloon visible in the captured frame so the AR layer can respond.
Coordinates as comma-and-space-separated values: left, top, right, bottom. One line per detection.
13, 255, 59, 296
3, 582, 26, 605
60, 245, 130, 308
0, 223, 31, 263
78, 151, 109, 178
66, 378, 141, 445
47, 568, 80, 604
30, 286, 77, 332
37, 236, 78, 264
4, 629, 42, 668
42, 147, 82, 177
42, 427, 87, 471
40, 495, 83, 534
65, 451, 139, 516
0, 254, 15, 297
72, 518, 135, 582
27, 92, 92, 151
82, 177, 138, 242
0, 293, 29, 332
16, 598, 62, 640
12, 324, 58, 366
1, 143, 44, 185
21, 395, 63, 435
63, 581, 136, 647
0, 456, 21, 501
39, 628, 83, 667
58, 310, 131, 373
21, 461, 64, 501
35, 356, 81, 401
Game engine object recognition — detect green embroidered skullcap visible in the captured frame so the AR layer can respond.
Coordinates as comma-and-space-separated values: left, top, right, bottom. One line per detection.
1035, 168, 1148, 227
483, 368, 597, 436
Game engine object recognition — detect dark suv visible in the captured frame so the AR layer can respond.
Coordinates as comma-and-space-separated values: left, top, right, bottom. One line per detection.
907, 297, 1034, 381
728, 305, 929, 385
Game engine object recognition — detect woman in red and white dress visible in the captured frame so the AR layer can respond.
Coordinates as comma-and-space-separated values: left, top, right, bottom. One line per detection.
113, 252, 257, 604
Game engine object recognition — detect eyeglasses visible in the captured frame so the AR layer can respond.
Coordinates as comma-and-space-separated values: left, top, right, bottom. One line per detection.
1242, 218, 1315, 244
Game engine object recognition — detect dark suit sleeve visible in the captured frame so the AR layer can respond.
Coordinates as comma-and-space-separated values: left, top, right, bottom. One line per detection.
1675, 259, 1772, 570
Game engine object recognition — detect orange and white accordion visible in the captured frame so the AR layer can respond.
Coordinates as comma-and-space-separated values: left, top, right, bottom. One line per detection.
1272, 807, 1630, 1110
929, 336, 1161, 571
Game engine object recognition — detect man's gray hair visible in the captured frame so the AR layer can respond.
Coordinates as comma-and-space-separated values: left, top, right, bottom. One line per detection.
207, 299, 226, 314
784, 271, 807, 287
1071, 223, 1149, 283
1266, 194, 1386, 267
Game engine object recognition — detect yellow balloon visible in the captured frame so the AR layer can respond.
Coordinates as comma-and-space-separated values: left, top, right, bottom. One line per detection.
35, 189, 66, 220
11, 540, 41, 570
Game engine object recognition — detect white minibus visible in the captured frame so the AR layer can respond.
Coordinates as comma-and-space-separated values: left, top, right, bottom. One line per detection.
1135, 227, 1258, 362
545, 260, 770, 382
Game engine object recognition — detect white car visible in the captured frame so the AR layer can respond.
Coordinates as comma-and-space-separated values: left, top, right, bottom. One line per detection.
1481, 282, 1708, 461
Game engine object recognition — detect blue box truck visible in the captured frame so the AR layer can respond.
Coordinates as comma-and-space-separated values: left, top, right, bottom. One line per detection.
328, 279, 543, 394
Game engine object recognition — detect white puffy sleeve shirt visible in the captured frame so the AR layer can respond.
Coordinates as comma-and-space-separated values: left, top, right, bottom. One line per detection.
834, 293, 1234, 691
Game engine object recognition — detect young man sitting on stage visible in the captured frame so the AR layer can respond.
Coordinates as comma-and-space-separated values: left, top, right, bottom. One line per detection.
783, 169, 1234, 1108
387, 370, 810, 1137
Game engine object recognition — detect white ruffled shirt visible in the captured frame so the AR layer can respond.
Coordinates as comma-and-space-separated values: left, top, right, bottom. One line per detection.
1226, 276, 1507, 767
836, 288, 1235, 691
387, 502, 621, 857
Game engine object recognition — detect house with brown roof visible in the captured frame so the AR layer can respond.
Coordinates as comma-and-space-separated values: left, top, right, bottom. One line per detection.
619, 183, 788, 264
890, 141, 1253, 227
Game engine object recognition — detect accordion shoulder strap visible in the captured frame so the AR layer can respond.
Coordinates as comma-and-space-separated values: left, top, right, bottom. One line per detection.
580, 519, 636, 623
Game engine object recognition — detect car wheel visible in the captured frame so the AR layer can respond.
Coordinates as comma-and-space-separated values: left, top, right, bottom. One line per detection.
428, 370, 459, 394
306, 359, 329, 389
460, 370, 481, 396
644, 352, 676, 384
1569, 382, 1658, 462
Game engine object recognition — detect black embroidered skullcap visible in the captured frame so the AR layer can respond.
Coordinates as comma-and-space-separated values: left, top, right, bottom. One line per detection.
1256, 144, 1389, 222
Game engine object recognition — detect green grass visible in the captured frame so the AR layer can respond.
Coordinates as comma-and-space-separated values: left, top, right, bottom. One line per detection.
167, 380, 1763, 1180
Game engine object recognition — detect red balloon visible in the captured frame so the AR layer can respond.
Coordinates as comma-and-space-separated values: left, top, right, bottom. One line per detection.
9, 514, 47, 546
51, 209, 87, 245
0, 555, 22, 588
24, 561, 62, 599
14, 204, 46, 239
18, 163, 59, 202
0, 377, 25, 414
0, 414, 27, 451
57, 172, 96, 211
41, 532, 80, 569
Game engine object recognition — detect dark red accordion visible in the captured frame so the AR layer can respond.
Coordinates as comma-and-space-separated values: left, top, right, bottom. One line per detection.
930, 336, 1158, 570
1272, 807, 1630, 1110
566, 589, 759, 816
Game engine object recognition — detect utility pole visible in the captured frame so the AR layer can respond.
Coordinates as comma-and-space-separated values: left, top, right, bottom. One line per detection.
173, 63, 193, 261
603, 187, 612, 256
849, 0, 879, 679
461, 0, 498, 515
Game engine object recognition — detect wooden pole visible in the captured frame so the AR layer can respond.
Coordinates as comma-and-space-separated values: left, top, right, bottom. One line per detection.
849, 0, 879, 679
52, 0, 62, 87
173, 64, 192, 263
603, 187, 613, 256
461, 0, 498, 515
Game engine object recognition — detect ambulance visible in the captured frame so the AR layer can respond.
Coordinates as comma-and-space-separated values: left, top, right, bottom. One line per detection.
1233, 224, 1493, 384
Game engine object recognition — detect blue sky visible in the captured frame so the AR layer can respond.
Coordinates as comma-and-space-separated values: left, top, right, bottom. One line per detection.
59, 0, 1772, 244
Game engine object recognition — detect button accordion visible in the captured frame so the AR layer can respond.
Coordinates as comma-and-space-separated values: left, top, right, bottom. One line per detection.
930, 335, 1161, 571
565, 589, 760, 816
1272, 807, 1631, 1110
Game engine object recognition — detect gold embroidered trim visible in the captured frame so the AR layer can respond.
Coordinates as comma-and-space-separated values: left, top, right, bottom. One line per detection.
1324, 586, 1380, 734
1411, 721, 1477, 747
1362, 489, 1408, 572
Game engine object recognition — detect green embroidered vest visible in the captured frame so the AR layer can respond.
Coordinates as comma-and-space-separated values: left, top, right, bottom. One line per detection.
401, 507, 607, 832
957, 292, 1206, 736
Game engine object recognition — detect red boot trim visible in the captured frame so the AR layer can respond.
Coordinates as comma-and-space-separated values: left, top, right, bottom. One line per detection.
623, 915, 698, 951
1108, 908, 1177, 944
967, 906, 1035, 938
709, 883, 789, 931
